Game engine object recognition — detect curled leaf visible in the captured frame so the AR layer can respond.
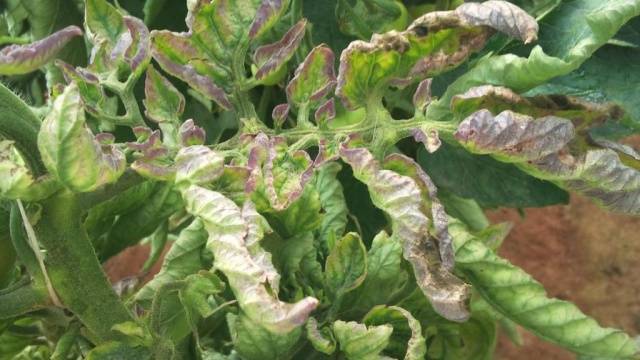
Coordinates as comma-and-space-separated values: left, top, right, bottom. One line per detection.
128, 128, 175, 181
174, 145, 224, 187
412, 78, 432, 113
412, 128, 441, 153
340, 146, 470, 321
272, 103, 290, 129
38, 84, 125, 192
363, 305, 427, 360
455, 0, 538, 44
253, 19, 307, 82
179, 119, 206, 146
0, 141, 57, 201
455, 109, 575, 162
0, 26, 83, 75
306, 317, 336, 355
182, 185, 319, 333
56, 60, 107, 115
336, 1, 537, 109
144, 65, 185, 124
332, 320, 393, 359
314, 98, 336, 127
286, 44, 337, 108
150, 30, 232, 110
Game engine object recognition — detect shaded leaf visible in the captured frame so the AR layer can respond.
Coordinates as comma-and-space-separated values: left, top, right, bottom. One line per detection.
336, 0, 409, 39
306, 317, 336, 355
325, 232, 367, 297
227, 312, 302, 360
313, 162, 348, 252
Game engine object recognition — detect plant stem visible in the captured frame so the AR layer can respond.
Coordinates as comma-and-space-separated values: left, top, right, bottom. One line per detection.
34, 191, 134, 343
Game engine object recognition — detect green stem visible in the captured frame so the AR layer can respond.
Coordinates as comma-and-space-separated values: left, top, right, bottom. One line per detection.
34, 191, 134, 343
77, 170, 144, 210
0, 83, 45, 176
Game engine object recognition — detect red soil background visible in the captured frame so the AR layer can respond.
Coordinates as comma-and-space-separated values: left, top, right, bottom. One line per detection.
105, 195, 640, 359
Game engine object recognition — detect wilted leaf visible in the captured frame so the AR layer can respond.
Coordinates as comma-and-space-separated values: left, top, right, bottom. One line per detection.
340, 145, 470, 322
454, 109, 574, 162
0, 26, 83, 75
332, 320, 393, 359
37, 84, 125, 192
336, 1, 537, 109
249, 0, 291, 40
182, 185, 318, 333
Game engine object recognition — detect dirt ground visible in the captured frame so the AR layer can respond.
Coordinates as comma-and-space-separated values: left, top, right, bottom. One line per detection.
104, 195, 640, 359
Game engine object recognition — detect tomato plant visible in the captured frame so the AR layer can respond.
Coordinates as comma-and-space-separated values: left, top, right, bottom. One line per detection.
0, 0, 639, 358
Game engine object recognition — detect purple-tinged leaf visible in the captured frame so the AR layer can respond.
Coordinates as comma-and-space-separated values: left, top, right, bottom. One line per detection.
0, 26, 83, 75
336, 1, 537, 110
456, 0, 538, 44
56, 60, 106, 115
175, 145, 224, 187
264, 137, 315, 211
245, 133, 271, 194
127, 128, 175, 181
37, 84, 126, 192
182, 185, 319, 333
272, 103, 290, 129
455, 109, 575, 162
412, 78, 432, 112
144, 65, 185, 124
121, 16, 151, 73
286, 44, 336, 108
249, 0, 291, 40
339, 145, 469, 321
253, 19, 307, 82
179, 119, 206, 146
314, 98, 336, 128
412, 128, 441, 154
151, 30, 232, 110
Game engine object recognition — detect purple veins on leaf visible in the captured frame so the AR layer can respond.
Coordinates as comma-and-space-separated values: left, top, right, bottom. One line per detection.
0, 26, 83, 75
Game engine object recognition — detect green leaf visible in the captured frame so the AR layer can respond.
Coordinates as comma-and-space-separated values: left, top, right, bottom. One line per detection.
0, 141, 35, 199
417, 143, 569, 208
227, 312, 302, 360
451, 218, 639, 358
252, 19, 306, 84
143, 65, 185, 124
182, 186, 318, 333
336, 1, 537, 109
262, 184, 323, 238
336, 0, 409, 39
85, 0, 125, 45
363, 305, 427, 360
340, 146, 470, 321
286, 44, 337, 109
86, 341, 151, 360
332, 320, 393, 359
306, 317, 336, 355
37, 84, 126, 192
0, 26, 83, 75
313, 162, 348, 252
428, 0, 640, 121
325, 232, 367, 297
342, 231, 407, 316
